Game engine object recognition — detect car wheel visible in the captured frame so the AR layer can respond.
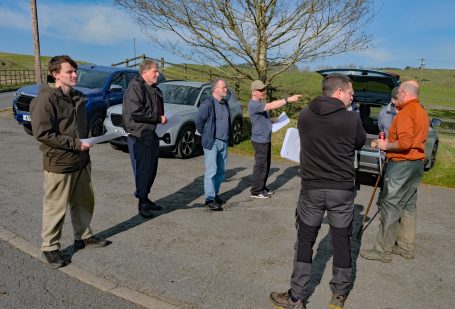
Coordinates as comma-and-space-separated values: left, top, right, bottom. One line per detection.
110, 143, 129, 152
89, 113, 105, 137
425, 142, 438, 170
176, 124, 196, 159
23, 125, 33, 135
232, 118, 242, 144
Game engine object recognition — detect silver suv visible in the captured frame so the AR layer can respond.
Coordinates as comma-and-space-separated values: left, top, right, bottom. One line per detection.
103, 80, 243, 158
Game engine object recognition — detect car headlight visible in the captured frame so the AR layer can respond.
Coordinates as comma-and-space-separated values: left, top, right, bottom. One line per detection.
13, 91, 21, 101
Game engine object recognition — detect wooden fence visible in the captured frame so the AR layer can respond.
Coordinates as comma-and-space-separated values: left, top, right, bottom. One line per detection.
0, 70, 47, 86
112, 54, 251, 101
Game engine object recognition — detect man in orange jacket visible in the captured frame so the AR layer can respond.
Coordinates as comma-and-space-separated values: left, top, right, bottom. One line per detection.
361, 80, 429, 262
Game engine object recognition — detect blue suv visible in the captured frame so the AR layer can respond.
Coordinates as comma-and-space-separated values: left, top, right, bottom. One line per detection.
12, 64, 140, 136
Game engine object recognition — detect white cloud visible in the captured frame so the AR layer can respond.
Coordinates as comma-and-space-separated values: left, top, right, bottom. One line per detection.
38, 3, 145, 45
0, 3, 31, 31
0, 1, 148, 46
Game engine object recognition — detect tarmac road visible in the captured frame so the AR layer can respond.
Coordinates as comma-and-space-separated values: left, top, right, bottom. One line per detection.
0, 240, 141, 309
0, 109, 454, 309
0, 91, 14, 110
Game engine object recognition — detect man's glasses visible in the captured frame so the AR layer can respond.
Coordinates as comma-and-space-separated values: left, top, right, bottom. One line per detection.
255, 88, 266, 92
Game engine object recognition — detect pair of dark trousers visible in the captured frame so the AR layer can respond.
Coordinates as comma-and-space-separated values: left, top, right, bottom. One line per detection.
290, 187, 354, 298
251, 141, 271, 195
127, 134, 160, 199
374, 160, 424, 255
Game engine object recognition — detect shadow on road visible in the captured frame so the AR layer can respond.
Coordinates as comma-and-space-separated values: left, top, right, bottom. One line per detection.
62, 167, 246, 260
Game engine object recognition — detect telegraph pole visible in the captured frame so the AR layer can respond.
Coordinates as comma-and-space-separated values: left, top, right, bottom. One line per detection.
418, 58, 425, 85
30, 0, 43, 85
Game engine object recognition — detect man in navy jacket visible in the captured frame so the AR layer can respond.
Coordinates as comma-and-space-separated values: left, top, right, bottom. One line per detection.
196, 79, 231, 211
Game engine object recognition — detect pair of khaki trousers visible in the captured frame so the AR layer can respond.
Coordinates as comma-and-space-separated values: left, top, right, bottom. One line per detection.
41, 163, 94, 251
374, 160, 424, 255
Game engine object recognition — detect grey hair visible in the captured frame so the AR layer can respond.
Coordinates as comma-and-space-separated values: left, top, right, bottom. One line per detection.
211, 78, 225, 91
139, 59, 158, 74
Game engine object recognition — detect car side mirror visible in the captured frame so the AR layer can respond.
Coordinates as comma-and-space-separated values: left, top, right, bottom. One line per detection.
431, 118, 442, 127
109, 84, 123, 92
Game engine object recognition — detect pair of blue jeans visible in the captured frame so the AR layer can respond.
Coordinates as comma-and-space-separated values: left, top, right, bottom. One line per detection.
203, 139, 228, 202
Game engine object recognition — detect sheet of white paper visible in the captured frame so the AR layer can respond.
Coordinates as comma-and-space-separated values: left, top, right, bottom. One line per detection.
272, 111, 290, 133
280, 128, 300, 163
155, 112, 181, 137
80, 130, 126, 145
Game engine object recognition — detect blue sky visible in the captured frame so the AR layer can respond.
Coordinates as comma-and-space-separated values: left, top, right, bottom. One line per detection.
1, 0, 454, 70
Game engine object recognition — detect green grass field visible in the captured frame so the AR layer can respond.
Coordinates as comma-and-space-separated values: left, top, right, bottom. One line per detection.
2, 52, 455, 187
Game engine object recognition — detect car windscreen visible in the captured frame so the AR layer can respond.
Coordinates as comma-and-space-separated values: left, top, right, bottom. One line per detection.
77, 69, 110, 89
158, 84, 201, 106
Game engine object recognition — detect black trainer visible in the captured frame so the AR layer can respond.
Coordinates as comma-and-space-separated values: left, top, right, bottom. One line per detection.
264, 187, 275, 195
138, 198, 161, 217
205, 200, 223, 211
215, 195, 226, 205
147, 200, 162, 211
42, 250, 67, 269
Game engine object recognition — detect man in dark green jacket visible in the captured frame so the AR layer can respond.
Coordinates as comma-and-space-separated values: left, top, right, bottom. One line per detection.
30, 55, 107, 269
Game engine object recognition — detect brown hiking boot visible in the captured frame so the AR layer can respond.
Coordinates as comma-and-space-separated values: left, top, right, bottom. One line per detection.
360, 248, 392, 263
392, 245, 414, 260
74, 236, 108, 250
42, 250, 67, 269
269, 290, 305, 309
329, 293, 348, 309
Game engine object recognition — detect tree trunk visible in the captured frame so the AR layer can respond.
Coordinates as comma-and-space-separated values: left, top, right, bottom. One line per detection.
30, 0, 42, 85
256, 0, 268, 84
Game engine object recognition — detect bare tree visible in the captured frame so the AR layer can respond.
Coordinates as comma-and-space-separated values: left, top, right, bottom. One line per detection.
115, 0, 374, 85
30, 0, 42, 85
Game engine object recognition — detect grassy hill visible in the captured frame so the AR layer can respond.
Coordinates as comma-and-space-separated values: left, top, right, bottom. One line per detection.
0, 52, 89, 70
2, 51, 454, 108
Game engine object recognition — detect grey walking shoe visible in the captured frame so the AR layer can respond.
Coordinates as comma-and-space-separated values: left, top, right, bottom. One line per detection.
360, 248, 392, 263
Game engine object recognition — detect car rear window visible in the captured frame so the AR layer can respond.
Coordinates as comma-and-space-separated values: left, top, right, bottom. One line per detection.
350, 76, 395, 95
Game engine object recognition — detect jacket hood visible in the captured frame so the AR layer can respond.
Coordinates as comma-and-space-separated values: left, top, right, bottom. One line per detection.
309, 96, 346, 115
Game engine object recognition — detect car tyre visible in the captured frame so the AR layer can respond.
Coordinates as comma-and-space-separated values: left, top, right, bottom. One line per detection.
425, 142, 438, 170
176, 124, 196, 159
23, 125, 33, 136
89, 113, 105, 137
110, 143, 129, 152
232, 118, 242, 145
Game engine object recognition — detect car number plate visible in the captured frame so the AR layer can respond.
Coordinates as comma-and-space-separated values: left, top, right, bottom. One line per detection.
114, 128, 126, 135
23, 114, 31, 121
